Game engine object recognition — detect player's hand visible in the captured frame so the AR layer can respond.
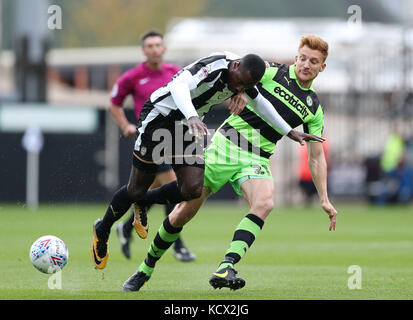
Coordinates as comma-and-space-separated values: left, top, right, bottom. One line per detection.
187, 116, 210, 138
122, 123, 137, 138
228, 93, 247, 116
287, 130, 325, 145
321, 200, 338, 231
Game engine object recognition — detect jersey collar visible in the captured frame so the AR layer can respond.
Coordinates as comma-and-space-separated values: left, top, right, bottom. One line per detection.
289, 64, 314, 92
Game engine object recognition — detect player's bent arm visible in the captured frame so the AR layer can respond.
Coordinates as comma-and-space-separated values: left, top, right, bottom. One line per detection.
245, 92, 292, 135
108, 104, 136, 138
169, 70, 199, 120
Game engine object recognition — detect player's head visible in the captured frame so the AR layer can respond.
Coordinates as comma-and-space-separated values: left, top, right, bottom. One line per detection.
140, 30, 166, 66
295, 34, 328, 84
228, 54, 266, 94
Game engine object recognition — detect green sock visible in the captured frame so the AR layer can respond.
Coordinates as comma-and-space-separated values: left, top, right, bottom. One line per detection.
217, 213, 264, 271
138, 217, 182, 276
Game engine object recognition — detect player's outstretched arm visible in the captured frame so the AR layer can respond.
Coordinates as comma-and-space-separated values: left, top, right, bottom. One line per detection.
245, 90, 324, 145
307, 141, 338, 231
169, 71, 210, 137
246, 91, 292, 135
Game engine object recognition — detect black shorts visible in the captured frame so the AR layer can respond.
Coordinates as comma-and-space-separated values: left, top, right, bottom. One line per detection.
133, 101, 205, 173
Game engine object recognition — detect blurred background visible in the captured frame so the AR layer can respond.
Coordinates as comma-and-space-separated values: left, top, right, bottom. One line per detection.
1, 0, 413, 208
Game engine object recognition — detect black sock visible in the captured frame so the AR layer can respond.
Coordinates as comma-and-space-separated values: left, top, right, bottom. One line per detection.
138, 181, 185, 206
99, 185, 133, 234
164, 203, 175, 217
122, 211, 135, 235
163, 203, 184, 249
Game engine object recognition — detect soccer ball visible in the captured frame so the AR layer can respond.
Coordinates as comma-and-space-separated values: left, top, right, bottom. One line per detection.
29, 235, 69, 274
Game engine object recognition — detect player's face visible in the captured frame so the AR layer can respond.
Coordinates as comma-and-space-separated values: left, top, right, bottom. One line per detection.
227, 61, 257, 94
142, 36, 166, 65
295, 45, 326, 84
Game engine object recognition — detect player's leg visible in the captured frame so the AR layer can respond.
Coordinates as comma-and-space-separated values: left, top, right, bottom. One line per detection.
131, 121, 206, 210
122, 124, 207, 290
135, 188, 209, 275
92, 103, 161, 268
91, 164, 156, 269
210, 163, 274, 290
134, 165, 205, 206
122, 141, 238, 291
101, 165, 156, 233
115, 177, 161, 259
131, 166, 172, 239
154, 167, 197, 261
129, 129, 206, 240
122, 186, 211, 291
241, 178, 274, 220
143, 187, 209, 269
129, 163, 197, 260
129, 164, 204, 243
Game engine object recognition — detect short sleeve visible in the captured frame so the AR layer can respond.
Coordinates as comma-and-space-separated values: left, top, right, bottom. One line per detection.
260, 63, 279, 83
304, 105, 324, 137
110, 72, 134, 107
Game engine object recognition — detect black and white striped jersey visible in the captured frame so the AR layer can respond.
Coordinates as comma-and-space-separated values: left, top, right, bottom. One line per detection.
149, 51, 244, 121
144, 51, 292, 136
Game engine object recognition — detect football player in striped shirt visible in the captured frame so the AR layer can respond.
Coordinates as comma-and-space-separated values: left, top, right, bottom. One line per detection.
123, 35, 337, 292
109, 30, 196, 262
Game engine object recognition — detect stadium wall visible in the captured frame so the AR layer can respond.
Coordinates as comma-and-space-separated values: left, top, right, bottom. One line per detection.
0, 108, 238, 203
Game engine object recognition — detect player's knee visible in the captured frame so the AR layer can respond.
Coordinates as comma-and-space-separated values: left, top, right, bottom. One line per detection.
169, 203, 198, 228
170, 211, 194, 227
264, 198, 275, 213
252, 198, 274, 216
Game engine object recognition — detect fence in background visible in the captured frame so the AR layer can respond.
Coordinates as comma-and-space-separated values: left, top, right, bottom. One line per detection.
1, 43, 413, 205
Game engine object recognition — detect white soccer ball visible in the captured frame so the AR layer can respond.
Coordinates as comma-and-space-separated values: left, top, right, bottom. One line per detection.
29, 235, 69, 274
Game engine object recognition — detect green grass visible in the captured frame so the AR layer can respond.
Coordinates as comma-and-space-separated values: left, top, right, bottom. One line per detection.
0, 202, 412, 300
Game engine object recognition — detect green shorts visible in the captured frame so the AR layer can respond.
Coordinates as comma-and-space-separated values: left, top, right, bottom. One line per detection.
203, 132, 273, 196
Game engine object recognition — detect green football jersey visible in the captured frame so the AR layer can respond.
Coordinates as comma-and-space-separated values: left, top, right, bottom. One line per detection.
217, 62, 324, 158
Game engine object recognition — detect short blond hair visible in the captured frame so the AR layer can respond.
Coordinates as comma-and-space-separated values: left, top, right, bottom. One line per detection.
299, 35, 328, 61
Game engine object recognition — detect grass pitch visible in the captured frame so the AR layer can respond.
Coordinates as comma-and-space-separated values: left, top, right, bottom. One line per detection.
0, 202, 412, 300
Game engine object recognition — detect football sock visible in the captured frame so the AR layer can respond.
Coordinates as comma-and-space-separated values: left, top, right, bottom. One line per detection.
163, 203, 184, 250
137, 181, 186, 206
164, 202, 175, 218
99, 185, 133, 234
138, 216, 182, 276
217, 214, 264, 271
